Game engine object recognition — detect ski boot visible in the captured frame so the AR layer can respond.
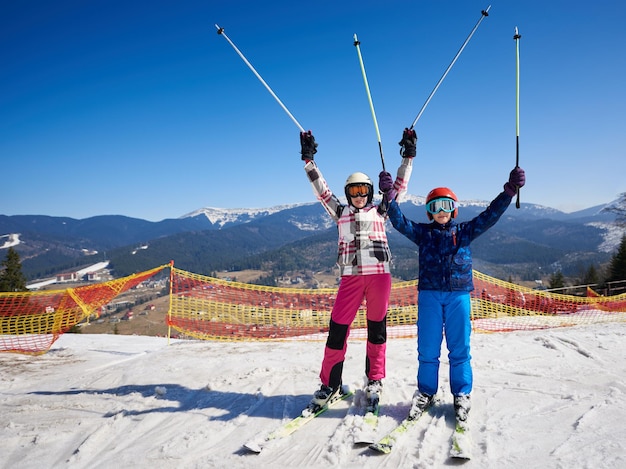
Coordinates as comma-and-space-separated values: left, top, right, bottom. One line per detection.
408, 390, 434, 420
454, 394, 471, 422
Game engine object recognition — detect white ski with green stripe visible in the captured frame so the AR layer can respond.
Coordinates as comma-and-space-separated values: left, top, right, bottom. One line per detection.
243, 385, 353, 453
450, 418, 472, 459
352, 395, 380, 445
368, 408, 430, 454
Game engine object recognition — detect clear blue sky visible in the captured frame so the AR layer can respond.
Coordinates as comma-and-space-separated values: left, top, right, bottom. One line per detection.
1, 1, 624, 221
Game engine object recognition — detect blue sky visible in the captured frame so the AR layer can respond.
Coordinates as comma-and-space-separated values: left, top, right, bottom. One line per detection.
1, 1, 624, 221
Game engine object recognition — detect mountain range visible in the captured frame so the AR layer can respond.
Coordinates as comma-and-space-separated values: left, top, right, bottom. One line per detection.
1, 194, 624, 284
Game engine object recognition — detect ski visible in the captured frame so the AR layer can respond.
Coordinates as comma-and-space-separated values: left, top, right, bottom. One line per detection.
243, 385, 353, 453
352, 393, 380, 445
450, 418, 472, 459
353, 410, 379, 444
368, 407, 430, 454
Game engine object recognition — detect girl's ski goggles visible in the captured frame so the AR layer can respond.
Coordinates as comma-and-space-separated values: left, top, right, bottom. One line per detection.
347, 184, 371, 197
426, 197, 457, 214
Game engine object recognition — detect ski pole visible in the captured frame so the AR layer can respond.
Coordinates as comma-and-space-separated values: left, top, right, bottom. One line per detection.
215, 24, 305, 133
409, 5, 491, 130
514, 27, 521, 209
353, 34, 386, 172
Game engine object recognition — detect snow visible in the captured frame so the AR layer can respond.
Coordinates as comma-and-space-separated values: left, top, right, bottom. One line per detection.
26, 262, 111, 290
181, 204, 303, 226
1, 322, 625, 468
0, 233, 21, 249
587, 222, 626, 253
75, 261, 110, 276
24, 278, 57, 290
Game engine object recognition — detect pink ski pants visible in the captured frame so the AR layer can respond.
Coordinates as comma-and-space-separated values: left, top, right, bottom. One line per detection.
319, 273, 391, 388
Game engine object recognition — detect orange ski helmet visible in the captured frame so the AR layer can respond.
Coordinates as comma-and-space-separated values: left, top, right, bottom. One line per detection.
425, 187, 459, 220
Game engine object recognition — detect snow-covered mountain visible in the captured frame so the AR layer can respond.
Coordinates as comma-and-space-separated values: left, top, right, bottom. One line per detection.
180, 194, 578, 229
181, 203, 303, 227
1, 195, 624, 281
179, 195, 623, 252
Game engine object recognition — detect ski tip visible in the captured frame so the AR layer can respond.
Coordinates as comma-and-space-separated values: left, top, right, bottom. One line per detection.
369, 443, 392, 454
450, 435, 473, 460
243, 442, 263, 453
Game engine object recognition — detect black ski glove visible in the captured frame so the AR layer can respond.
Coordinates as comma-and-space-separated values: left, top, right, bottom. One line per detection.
398, 128, 417, 158
300, 131, 318, 161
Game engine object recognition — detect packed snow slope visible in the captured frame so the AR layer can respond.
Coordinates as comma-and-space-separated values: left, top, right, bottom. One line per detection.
1, 322, 624, 469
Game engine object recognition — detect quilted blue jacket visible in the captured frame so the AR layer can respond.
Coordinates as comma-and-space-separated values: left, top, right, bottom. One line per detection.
387, 191, 513, 291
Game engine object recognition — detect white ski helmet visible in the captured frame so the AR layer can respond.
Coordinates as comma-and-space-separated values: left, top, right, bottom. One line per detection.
344, 172, 374, 206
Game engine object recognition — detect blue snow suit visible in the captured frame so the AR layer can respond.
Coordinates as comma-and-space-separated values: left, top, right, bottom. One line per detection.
387, 191, 513, 396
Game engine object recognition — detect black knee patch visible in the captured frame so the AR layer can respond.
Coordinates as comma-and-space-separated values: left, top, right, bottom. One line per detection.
329, 362, 344, 389
367, 317, 387, 345
326, 320, 349, 350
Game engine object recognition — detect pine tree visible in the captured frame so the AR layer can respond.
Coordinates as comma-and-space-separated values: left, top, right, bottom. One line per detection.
581, 264, 600, 285
549, 271, 565, 290
606, 234, 626, 284
0, 247, 28, 292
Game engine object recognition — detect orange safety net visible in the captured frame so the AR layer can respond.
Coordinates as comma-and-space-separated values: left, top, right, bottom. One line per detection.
2, 265, 625, 354
471, 271, 626, 332
167, 267, 418, 341
168, 268, 626, 341
0, 264, 168, 355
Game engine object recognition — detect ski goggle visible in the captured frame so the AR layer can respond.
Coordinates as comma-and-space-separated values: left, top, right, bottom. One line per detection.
426, 197, 457, 214
347, 184, 371, 198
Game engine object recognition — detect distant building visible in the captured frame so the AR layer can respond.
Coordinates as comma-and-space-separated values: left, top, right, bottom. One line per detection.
86, 272, 100, 281
56, 272, 79, 283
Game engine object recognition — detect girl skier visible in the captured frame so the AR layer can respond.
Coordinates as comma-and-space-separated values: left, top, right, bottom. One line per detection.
300, 129, 415, 412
